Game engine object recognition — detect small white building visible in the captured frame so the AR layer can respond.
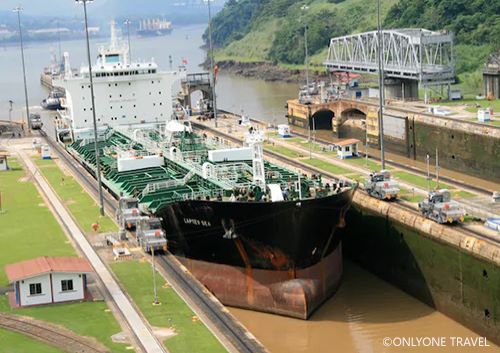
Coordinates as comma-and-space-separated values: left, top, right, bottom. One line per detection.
0, 151, 9, 171
5, 257, 92, 307
336, 139, 360, 159
277, 124, 291, 138
478, 109, 492, 122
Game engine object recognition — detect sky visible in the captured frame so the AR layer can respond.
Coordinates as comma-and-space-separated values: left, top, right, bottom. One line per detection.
0, 0, 226, 17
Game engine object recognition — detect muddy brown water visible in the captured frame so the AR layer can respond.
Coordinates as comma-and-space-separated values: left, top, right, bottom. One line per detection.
230, 261, 499, 353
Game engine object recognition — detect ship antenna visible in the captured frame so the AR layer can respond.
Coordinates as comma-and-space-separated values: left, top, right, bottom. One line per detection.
207, 0, 218, 128
110, 19, 118, 50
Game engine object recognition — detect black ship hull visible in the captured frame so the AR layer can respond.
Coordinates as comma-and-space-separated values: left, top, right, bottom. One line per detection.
156, 189, 354, 271
156, 189, 355, 318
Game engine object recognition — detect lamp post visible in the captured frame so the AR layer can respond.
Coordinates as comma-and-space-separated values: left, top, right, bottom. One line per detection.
76, 0, 105, 217
8, 100, 13, 125
151, 247, 159, 305
377, 0, 386, 170
300, 5, 310, 90
13, 6, 30, 131
206, 0, 218, 128
124, 19, 132, 63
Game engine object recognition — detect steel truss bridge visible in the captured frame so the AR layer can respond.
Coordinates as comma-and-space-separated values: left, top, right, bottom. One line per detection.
324, 29, 455, 86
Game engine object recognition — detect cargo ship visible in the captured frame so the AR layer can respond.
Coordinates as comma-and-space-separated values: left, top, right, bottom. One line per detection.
137, 18, 173, 37
53, 22, 356, 319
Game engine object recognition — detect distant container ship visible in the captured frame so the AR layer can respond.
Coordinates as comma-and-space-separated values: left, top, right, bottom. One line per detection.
137, 18, 173, 37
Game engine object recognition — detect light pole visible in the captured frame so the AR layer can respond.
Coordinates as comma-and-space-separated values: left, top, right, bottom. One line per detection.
301, 5, 310, 90
309, 116, 316, 159
13, 6, 30, 131
8, 100, 13, 125
124, 19, 132, 63
151, 247, 159, 305
377, 0, 386, 170
206, 0, 218, 128
76, 0, 105, 217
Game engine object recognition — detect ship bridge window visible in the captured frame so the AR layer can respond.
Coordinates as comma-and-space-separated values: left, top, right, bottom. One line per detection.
106, 54, 120, 64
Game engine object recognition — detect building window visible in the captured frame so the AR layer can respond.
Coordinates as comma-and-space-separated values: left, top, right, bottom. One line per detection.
29, 283, 42, 295
61, 279, 74, 292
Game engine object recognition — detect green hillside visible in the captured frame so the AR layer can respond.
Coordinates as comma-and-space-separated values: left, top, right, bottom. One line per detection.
209, 0, 499, 75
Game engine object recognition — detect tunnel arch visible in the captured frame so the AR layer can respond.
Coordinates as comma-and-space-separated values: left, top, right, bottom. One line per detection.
340, 108, 367, 122
310, 109, 335, 130
338, 108, 368, 140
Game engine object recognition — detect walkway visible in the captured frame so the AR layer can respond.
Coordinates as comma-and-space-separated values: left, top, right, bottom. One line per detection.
15, 148, 166, 353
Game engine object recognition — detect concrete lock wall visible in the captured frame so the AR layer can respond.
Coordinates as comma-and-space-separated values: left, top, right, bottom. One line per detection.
342, 195, 500, 344
412, 120, 500, 183
287, 99, 500, 183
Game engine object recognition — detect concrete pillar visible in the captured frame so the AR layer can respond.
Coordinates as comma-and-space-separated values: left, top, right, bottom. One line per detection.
384, 78, 419, 101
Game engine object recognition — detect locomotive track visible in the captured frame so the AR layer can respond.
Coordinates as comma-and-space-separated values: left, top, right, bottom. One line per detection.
0, 313, 108, 353
39, 130, 266, 353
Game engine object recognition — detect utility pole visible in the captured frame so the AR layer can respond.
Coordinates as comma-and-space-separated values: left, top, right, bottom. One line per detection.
426, 154, 431, 192
207, 0, 218, 128
8, 100, 13, 125
13, 7, 30, 131
301, 5, 310, 90
435, 147, 439, 189
77, 0, 105, 217
377, 0, 386, 170
124, 19, 132, 63
151, 247, 160, 305
57, 20, 62, 61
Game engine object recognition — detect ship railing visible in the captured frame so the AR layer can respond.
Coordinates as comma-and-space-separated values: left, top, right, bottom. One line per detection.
141, 170, 196, 197
177, 188, 225, 201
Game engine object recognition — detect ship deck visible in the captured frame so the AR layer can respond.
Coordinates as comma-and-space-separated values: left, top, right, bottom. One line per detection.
67, 129, 320, 213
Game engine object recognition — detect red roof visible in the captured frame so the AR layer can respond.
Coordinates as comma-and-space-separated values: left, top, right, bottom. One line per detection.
5, 257, 93, 282
336, 139, 360, 147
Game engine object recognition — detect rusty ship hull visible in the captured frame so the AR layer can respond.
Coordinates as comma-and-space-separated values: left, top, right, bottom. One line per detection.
156, 188, 355, 318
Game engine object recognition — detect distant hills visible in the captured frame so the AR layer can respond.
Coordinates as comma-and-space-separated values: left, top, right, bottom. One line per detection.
0, 1, 226, 24
209, 0, 499, 75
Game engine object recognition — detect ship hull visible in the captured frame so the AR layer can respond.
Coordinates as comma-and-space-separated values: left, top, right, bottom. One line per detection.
155, 189, 354, 318
137, 28, 173, 37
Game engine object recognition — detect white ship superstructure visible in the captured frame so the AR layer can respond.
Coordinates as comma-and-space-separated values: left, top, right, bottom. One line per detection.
55, 21, 183, 137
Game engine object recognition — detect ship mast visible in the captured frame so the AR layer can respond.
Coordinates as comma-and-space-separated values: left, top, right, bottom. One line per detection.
207, 0, 218, 128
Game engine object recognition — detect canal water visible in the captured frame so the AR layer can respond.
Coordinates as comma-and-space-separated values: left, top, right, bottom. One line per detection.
0, 24, 497, 353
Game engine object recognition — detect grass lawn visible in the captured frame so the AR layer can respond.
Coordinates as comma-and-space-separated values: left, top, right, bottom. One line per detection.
112, 261, 226, 353
35, 159, 117, 234
301, 158, 352, 175
439, 98, 500, 113
342, 157, 387, 172
346, 174, 367, 185
392, 171, 452, 191
0, 328, 64, 353
399, 188, 423, 203
0, 159, 75, 286
452, 190, 476, 199
264, 143, 304, 159
0, 297, 129, 353
0, 159, 128, 353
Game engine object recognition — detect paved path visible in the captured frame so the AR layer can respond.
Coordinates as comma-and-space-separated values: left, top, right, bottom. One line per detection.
16, 148, 166, 353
